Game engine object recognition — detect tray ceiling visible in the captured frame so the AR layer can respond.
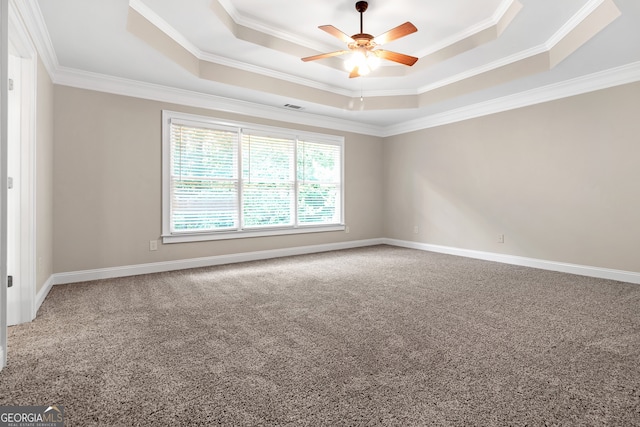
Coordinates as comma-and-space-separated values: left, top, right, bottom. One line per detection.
24, 0, 640, 134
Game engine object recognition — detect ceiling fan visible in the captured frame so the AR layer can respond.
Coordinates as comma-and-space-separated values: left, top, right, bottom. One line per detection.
301, 1, 418, 78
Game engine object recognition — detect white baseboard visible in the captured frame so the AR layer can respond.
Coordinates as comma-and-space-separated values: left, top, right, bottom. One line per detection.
50, 237, 640, 287
53, 238, 385, 285
35, 275, 55, 316
383, 238, 640, 285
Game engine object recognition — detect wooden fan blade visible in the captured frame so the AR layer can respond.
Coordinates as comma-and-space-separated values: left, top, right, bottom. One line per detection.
349, 66, 361, 78
301, 50, 349, 62
373, 22, 417, 45
374, 49, 418, 66
319, 25, 354, 44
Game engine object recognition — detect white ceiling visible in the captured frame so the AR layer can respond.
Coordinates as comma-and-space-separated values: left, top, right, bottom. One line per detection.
25, 0, 640, 135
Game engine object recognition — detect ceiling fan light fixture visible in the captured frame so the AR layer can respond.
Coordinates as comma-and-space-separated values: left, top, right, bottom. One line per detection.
344, 50, 379, 76
302, 1, 418, 78
367, 53, 380, 70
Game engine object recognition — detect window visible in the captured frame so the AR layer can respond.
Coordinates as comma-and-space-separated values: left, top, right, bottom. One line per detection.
162, 111, 344, 243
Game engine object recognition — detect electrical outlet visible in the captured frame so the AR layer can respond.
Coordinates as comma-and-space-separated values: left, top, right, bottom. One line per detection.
149, 240, 158, 251
497, 234, 505, 243
413, 226, 419, 234
345, 226, 350, 234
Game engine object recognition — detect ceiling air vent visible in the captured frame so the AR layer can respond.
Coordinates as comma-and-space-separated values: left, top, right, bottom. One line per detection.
284, 103, 304, 111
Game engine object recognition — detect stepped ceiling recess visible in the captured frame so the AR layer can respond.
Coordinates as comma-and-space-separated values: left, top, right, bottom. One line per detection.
25, 0, 640, 135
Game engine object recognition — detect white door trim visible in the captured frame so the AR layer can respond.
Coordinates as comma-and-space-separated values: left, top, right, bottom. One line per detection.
1, 0, 10, 371
7, 1, 37, 325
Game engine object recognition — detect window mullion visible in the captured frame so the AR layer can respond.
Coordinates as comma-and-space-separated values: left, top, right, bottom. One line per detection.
294, 137, 299, 228
237, 129, 244, 231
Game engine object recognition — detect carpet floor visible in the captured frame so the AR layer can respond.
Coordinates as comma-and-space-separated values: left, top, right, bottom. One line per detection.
1, 245, 639, 426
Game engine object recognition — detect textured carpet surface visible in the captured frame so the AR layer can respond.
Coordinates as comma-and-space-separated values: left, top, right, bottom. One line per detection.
1, 245, 639, 426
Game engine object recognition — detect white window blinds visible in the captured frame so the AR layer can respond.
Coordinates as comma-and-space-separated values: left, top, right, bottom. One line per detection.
242, 131, 296, 228
170, 122, 239, 232
163, 111, 344, 242
297, 140, 342, 225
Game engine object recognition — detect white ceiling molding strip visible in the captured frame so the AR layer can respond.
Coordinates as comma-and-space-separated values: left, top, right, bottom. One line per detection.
128, 1, 352, 97
546, 0, 607, 49
53, 66, 385, 137
129, 0, 201, 58
215, 0, 331, 52
414, 0, 520, 58
417, 45, 548, 94
12, 0, 58, 79
382, 60, 640, 137
196, 52, 354, 98
208, 1, 324, 58
52, 60, 640, 139
548, 0, 620, 69
417, 0, 618, 95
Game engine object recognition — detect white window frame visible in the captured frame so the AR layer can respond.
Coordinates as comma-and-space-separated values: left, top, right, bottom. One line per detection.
162, 110, 345, 244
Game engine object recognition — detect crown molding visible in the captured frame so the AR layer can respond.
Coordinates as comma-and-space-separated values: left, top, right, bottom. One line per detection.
417, 0, 611, 95
129, 0, 200, 58
53, 60, 640, 139
415, 0, 519, 58
418, 44, 548, 94
546, 0, 606, 49
214, 0, 329, 52
197, 51, 356, 98
129, 0, 354, 98
383, 60, 640, 137
53, 67, 386, 137
12, 0, 58, 78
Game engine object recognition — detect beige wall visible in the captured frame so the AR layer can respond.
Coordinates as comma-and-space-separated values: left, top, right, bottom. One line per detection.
51, 81, 640, 275
383, 81, 640, 272
35, 58, 54, 293
53, 86, 384, 273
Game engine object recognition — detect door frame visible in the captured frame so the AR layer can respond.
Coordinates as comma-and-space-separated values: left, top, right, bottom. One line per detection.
1, 0, 10, 370
8, 2, 37, 325
0, 0, 37, 370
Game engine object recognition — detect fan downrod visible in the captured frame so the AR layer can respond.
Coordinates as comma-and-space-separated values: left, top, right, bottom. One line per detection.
354, 1, 370, 37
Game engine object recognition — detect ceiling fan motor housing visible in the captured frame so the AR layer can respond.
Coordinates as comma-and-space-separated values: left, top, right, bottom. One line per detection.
349, 34, 375, 50
355, 1, 369, 13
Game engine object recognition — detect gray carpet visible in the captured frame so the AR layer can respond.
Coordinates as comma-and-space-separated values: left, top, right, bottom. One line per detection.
1, 245, 639, 426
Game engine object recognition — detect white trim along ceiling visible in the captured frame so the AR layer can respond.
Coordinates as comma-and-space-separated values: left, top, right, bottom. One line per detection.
14, 0, 640, 136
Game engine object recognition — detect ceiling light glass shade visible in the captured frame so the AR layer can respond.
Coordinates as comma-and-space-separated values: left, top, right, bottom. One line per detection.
344, 50, 380, 76
366, 54, 380, 70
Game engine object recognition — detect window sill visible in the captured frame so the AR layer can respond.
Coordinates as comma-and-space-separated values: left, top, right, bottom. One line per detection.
162, 224, 346, 244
